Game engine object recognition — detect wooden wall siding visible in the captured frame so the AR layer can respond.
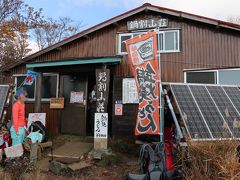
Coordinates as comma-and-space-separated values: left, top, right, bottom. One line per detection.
25, 103, 58, 135
5, 102, 58, 135
112, 77, 138, 136
22, 11, 240, 82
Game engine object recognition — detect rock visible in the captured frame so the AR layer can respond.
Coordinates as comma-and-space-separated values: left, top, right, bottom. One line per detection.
102, 169, 109, 176
49, 160, 67, 174
67, 161, 91, 171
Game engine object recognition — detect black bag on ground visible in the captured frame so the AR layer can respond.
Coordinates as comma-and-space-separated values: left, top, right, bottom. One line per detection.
126, 142, 170, 180
28, 121, 48, 142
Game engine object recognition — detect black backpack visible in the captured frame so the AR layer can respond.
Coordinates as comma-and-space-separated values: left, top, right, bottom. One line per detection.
126, 142, 169, 180
28, 121, 48, 143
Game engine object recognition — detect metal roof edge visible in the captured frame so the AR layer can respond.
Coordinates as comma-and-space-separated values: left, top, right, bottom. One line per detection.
26, 57, 122, 68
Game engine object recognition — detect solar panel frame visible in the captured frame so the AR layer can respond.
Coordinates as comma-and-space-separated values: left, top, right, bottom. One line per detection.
206, 86, 240, 138
189, 85, 232, 139
169, 83, 240, 141
0, 85, 9, 120
170, 84, 212, 140
223, 86, 240, 114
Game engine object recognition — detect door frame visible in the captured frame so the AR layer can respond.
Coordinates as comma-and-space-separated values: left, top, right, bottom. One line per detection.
59, 74, 88, 136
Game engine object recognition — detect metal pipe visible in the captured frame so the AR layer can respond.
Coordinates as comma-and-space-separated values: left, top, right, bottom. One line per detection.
156, 28, 164, 142
164, 89, 183, 139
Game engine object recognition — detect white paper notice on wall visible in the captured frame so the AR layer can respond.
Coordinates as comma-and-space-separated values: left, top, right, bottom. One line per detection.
122, 78, 139, 104
70, 91, 84, 103
28, 113, 46, 128
94, 113, 108, 139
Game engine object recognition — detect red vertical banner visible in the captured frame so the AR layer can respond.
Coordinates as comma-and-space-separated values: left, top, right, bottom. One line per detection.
126, 32, 160, 136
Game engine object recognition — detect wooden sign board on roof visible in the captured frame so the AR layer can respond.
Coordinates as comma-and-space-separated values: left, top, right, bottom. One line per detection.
50, 98, 64, 109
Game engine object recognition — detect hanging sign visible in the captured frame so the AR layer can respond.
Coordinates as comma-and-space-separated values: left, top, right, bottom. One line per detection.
94, 113, 108, 139
127, 18, 168, 31
125, 31, 160, 136
115, 101, 123, 116
23, 70, 38, 86
50, 98, 64, 109
95, 69, 110, 113
122, 78, 139, 104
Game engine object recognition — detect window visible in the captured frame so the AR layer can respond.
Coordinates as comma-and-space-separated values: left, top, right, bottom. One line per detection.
41, 74, 58, 99
159, 30, 180, 52
15, 73, 58, 101
218, 70, 240, 85
117, 29, 180, 55
184, 68, 240, 85
118, 32, 146, 54
185, 71, 217, 84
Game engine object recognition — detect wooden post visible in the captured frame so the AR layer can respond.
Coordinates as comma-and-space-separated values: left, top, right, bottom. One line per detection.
94, 67, 110, 151
35, 72, 42, 113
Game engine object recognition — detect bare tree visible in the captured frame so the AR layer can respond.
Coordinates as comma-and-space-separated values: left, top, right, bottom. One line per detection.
33, 17, 81, 50
0, 0, 44, 68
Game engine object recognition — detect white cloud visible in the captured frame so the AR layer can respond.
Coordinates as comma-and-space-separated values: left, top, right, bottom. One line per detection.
60, 0, 240, 22
137, 0, 240, 22
27, 39, 40, 55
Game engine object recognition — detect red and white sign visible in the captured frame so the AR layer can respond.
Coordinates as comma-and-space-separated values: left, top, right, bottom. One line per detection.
126, 31, 160, 136
115, 103, 123, 116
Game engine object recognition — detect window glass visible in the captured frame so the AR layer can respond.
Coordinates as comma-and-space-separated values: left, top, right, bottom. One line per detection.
186, 72, 216, 84
165, 31, 175, 51
175, 31, 179, 50
157, 33, 164, 51
118, 30, 180, 54
16, 76, 35, 99
219, 70, 240, 85
120, 35, 132, 53
41, 75, 57, 99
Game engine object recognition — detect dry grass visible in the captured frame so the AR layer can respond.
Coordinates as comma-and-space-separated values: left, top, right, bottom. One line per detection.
181, 140, 240, 179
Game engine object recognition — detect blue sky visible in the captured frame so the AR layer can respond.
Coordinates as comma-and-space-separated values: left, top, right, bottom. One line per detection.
25, 0, 240, 53
25, 0, 240, 30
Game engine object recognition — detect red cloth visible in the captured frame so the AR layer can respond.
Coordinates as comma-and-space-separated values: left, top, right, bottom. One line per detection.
12, 101, 26, 134
164, 127, 173, 143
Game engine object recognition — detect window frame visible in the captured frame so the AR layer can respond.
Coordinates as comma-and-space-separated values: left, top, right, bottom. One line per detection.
41, 73, 59, 101
184, 68, 240, 85
159, 29, 180, 53
14, 73, 59, 102
184, 70, 218, 84
117, 29, 181, 55
14, 74, 36, 101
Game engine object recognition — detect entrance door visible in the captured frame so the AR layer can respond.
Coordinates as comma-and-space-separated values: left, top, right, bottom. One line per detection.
61, 75, 88, 135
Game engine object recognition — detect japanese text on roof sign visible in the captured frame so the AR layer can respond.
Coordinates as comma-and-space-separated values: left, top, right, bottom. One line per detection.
96, 69, 110, 113
127, 19, 168, 31
126, 32, 160, 136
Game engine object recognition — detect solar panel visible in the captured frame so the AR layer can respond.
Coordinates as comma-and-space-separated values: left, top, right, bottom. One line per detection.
189, 85, 232, 139
170, 83, 240, 141
170, 84, 212, 140
223, 86, 240, 113
206, 86, 240, 138
0, 85, 9, 119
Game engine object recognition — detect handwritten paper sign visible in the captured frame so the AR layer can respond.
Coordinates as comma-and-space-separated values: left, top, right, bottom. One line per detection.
28, 113, 46, 127
94, 113, 108, 139
122, 78, 139, 104
70, 91, 83, 103
50, 98, 64, 109
5, 144, 23, 158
